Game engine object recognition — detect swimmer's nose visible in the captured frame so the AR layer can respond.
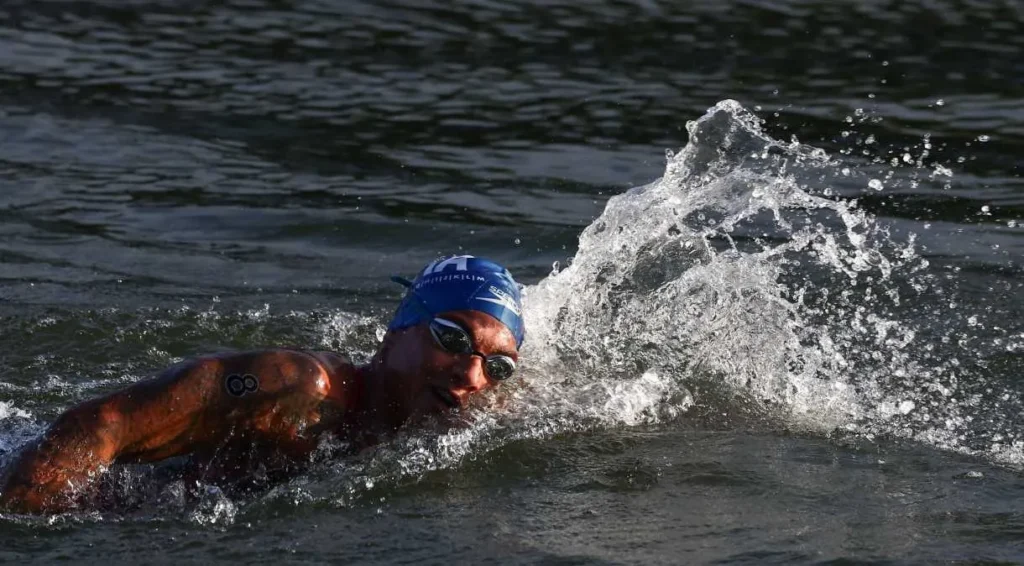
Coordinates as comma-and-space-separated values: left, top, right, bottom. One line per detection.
450, 354, 488, 402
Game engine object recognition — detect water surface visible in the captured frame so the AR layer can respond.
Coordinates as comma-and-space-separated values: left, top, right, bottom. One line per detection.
2, 1, 1023, 563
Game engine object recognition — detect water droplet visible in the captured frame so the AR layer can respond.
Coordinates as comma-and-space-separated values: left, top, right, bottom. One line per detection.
514, 238, 521, 245
1008, 220, 1017, 228
899, 400, 916, 414
977, 135, 990, 142
868, 179, 884, 191
981, 205, 991, 215
902, 153, 913, 164
841, 167, 851, 176
936, 99, 945, 106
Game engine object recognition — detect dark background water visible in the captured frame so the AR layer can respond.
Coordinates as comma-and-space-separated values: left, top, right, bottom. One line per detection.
1, 0, 1023, 563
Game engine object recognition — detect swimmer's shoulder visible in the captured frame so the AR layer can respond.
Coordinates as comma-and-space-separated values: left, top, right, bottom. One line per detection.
239, 347, 356, 401
301, 350, 358, 403
144, 348, 357, 410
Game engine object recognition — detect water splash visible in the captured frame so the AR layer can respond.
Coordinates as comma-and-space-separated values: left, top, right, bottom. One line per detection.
0, 402, 37, 458
521, 99, 1023, 464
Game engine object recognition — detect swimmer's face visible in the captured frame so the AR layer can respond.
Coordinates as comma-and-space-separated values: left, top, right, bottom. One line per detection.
377, 310, 518, 423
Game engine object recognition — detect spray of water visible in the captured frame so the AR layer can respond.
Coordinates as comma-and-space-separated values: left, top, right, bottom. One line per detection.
522, 99, 1022, 464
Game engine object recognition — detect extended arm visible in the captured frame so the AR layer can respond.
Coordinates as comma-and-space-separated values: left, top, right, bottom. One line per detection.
0, 350, 335, 514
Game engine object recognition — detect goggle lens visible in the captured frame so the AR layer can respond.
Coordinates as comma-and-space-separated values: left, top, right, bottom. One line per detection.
429, 318, 517, 381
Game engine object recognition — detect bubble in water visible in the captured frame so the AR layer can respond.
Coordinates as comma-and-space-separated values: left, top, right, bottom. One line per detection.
977, 135, 990, 142
868, 179, 884, 190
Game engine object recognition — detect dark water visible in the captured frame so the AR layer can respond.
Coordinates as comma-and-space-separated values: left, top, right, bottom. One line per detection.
2, 0, 1024, 563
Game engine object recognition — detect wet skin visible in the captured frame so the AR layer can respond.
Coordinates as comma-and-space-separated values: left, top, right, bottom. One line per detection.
0, 310, 517, 514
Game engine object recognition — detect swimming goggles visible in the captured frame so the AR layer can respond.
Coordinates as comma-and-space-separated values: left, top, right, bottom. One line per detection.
427, 317, 517, 382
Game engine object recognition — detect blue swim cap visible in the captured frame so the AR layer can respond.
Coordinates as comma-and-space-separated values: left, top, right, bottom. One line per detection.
388, 255, 525, 348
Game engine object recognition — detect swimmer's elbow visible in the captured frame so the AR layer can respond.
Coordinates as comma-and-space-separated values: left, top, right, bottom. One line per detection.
53, 399, 125, 456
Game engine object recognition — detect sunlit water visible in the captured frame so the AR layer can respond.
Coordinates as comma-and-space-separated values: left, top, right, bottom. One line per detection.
2, 0, 1024, 563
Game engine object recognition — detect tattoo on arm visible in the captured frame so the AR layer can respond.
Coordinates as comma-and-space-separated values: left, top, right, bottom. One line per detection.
225, 373, 259, 397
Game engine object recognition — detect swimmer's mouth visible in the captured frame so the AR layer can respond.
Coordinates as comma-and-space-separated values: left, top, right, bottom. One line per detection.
432, 386, 459, 409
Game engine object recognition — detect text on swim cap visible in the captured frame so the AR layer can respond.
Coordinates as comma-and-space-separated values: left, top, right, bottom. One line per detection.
422, 255, 475, 275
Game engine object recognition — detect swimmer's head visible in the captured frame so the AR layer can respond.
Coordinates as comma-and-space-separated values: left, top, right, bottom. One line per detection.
388, 255, 525, 349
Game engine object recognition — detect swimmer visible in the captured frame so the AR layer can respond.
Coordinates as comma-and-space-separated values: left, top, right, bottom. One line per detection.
0, 255, 524, 514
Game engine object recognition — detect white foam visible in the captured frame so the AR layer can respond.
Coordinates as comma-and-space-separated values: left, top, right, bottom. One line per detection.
510, 99, 1015, 466
0, 402, 31, 421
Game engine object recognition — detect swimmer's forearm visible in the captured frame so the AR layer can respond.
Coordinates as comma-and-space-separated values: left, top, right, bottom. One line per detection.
0, 361, 225, 513
0, 399, 123, 513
